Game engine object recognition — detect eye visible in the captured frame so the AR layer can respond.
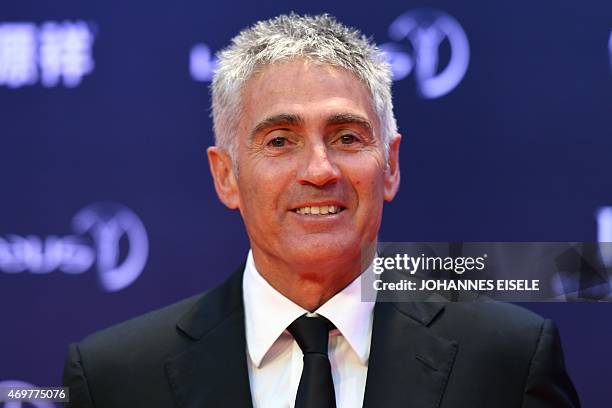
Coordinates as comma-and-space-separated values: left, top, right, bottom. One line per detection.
339, 134, 358, 145
268, 137, 287, 148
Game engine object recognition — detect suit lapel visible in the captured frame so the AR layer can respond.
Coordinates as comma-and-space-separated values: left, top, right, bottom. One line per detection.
363, 301, 458, 408
165, 266, 253, 408
163, 262, 458, 408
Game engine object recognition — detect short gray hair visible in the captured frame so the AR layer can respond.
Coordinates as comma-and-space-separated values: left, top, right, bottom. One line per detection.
211, 13, 397, 162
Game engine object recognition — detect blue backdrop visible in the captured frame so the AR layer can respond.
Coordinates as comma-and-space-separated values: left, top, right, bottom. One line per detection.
1, 0, 611, 406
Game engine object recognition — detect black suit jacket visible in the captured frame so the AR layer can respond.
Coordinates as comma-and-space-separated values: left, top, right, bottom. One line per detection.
63, 266, 580, 407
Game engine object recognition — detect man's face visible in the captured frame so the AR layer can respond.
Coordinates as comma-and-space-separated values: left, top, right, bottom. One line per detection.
210, 58, 400, 274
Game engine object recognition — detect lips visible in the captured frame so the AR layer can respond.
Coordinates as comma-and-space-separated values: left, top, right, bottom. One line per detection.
292, 205, 346, 215
290, 200, 347, 216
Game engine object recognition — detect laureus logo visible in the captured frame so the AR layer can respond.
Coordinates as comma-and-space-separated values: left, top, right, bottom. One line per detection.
380, 8, 470, 99
72, 202, 149, 292
0, 202, 148, 292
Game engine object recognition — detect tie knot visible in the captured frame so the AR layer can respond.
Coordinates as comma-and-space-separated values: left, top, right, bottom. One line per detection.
288, 315, 334, 355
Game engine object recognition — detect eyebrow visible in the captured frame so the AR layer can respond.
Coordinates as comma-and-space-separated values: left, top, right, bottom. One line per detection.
325, 112, 372, 134
250, 112, 373, 141
250, 113, 305, 140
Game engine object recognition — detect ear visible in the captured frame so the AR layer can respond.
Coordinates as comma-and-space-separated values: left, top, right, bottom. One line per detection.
383, 134, 401, 202
206, 146, 240, 209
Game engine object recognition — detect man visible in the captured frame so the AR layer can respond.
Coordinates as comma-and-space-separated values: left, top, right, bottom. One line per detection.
63, 14, 580, 407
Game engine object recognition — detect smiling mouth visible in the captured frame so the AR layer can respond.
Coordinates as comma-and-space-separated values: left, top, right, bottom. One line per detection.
292, 205, 346, 215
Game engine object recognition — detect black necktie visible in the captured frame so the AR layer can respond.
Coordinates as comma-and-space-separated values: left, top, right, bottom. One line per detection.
288, 314, 337, 408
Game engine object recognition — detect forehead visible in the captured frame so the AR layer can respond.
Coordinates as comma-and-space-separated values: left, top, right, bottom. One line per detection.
239, 58, 379, 131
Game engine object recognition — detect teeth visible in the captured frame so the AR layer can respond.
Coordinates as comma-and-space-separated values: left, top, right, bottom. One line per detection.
294, 205, 343, 215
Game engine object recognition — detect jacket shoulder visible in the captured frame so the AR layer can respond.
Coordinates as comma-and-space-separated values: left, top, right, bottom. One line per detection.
445, 301, 544, 330
433, 302, 579, 406
436, 302, 550, 383
77, 292, 206, 368
436, 301, 547, 346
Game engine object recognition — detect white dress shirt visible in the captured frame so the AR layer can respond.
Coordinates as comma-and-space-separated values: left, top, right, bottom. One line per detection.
242, 250, 375, 408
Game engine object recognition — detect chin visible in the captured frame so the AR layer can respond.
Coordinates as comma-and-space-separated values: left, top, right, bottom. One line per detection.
285, 238, 361, 266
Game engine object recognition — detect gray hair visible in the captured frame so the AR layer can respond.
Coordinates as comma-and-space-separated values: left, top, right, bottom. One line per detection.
211, 13, 397, 164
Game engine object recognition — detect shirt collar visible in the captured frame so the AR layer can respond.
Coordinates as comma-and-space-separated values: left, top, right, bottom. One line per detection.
242, 250, 375, 368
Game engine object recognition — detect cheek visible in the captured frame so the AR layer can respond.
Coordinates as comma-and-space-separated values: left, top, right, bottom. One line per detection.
338, 149, 386, 177
240, 161, 295, 211
355, 173, 386, 216
350, 161, 385, 192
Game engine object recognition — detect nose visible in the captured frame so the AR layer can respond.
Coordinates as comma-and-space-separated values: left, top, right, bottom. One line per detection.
297, 142, 340, 187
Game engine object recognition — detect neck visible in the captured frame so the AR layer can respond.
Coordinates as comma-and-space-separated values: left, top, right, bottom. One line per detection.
251, 244, 376, 311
